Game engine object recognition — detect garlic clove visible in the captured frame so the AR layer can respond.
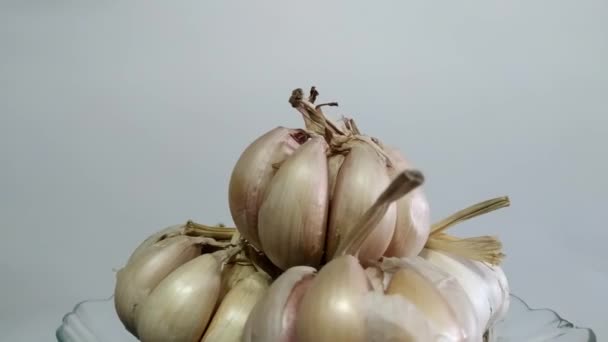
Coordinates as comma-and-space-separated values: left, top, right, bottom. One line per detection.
257, 136, 329, 270
229, 127, 308, 249
296, 255, 370, 342
385, 262, 464, 341
327, 141, 397, 264
383, 146, 431, 258
135, 250, 225, 342
243, 266, 316, 342
114, 235, 202, 336
201, 272, 270, 342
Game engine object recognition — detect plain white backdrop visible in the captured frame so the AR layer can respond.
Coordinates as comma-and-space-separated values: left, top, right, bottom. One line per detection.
1, 1, 607, 341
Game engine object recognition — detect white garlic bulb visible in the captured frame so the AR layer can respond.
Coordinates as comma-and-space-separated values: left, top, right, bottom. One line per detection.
228, 87, 431, 270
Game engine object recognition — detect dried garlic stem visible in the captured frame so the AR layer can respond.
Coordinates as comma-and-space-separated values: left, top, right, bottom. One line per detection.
430, 196, 510, 235
347, 118, 361, 135
289, 87, 344, 136
185, 220, 236, 240
426, 233, 505, 265
335, 169, 424, 258
426, 196, 510, 265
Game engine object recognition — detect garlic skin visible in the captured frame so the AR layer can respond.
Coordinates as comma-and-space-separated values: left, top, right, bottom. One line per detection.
243, 266, 316, 342
489, 264, 510, 325
296, 255, 371, 342
420, 248, 510, 332
136, 251, 223, 342
127, 224, 187, 264
229, 127, 308, 249
327, 141, 397, 264
394, 257, 480, 342
218, 260, 257, 301
114, 235, 201, 336
362, 291, 436, 342
201, 272, 270, 342
383, 146, 431, 258
257, 136, 329, 269
474, 260, 510, 327
385, 265, 464, 341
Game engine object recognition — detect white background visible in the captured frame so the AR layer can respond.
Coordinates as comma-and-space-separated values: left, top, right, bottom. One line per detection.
1, 1, 607, 341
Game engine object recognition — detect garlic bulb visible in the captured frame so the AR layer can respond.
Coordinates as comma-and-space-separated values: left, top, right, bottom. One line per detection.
202, 272, 270, 342
136, 249, 232, 342
110, 86, 519, 342
229, 87, 431, 269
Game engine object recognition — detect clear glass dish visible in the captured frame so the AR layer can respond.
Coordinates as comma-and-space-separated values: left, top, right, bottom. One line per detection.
56, 293, 596, 342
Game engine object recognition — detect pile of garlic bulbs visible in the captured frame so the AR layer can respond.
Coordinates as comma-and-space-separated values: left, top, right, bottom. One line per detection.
113, 87, 511, 342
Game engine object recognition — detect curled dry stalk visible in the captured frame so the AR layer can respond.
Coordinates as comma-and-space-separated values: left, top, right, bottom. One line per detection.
289, 86, 392, 167
425, 196, 511, 265
184, 220, 237, 241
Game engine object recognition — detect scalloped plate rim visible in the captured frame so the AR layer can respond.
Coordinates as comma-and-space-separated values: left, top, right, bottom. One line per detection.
56, 293, 597, 341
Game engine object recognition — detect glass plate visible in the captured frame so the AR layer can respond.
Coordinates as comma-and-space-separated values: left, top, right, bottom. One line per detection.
56, 293, 596, 342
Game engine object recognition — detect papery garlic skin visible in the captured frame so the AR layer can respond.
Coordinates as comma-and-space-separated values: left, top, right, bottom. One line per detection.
420, 248, 509, 332
475, 261, 510, 327
201, 272, 270, 342
385, 265, 465, 341
229, 127, 308, 249
127, 224, 187, 264
114, 235, 201, 336
218, 260, 257, 301
243, 266, 316, 342
362, 291, 437, 342
296, 255, 371, 342
257, 136, 329, 269
327, 142, 397, 264
383, 146, 431, 258
397, 257, 481, 342
489, 264, 510, 325
136, 252, 223, 342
